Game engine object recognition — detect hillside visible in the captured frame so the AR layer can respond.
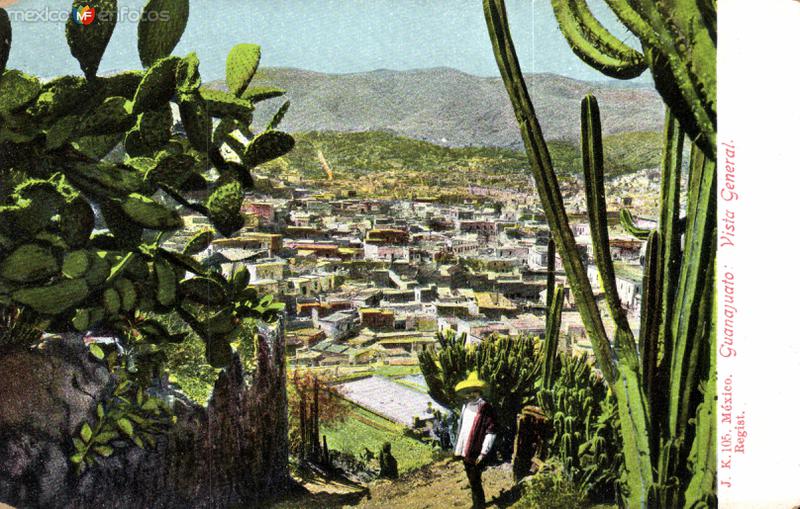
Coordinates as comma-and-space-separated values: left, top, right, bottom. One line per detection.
210, 67, 663, 150
260, 130, 662, 199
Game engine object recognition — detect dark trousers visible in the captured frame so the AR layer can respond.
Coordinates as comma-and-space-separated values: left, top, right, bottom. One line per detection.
463, 459, 486, 509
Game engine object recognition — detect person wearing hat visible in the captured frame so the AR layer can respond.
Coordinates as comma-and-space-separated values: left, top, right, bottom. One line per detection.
453, 371, 497, 509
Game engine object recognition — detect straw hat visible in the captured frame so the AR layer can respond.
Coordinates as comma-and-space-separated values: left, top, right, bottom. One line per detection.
455, 371, 487, 395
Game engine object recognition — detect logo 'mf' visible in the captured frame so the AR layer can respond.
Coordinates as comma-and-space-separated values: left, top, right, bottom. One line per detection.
72, 5, 96, 25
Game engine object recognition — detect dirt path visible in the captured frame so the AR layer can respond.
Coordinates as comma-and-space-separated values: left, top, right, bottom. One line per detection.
347, 459, 517, 509
268, 459, 518, 509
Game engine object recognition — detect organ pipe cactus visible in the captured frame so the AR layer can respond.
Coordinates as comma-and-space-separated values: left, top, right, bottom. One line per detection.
541, 284, 563, 390
483, 1, 716, 507
536, 352, 622, 500
419, 331, 542, 459
0, 3, 290, 367
550, 0, 716, 159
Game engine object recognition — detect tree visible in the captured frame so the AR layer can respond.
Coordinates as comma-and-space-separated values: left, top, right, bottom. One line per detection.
287, 369, 348, 458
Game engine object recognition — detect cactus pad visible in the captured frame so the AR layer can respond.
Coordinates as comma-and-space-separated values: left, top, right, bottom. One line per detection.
13, 278, 89, 315
180, 276, 227, 306
0, 244, 59, 283
137, 0, 190, 68
225, 43, 261, 97
183, 230, 214, 255
244, 131, 295, 167
121, 193, 183, 230
132, 56, 180, 114
0, 70, 41, 114
65, 0, 118, 79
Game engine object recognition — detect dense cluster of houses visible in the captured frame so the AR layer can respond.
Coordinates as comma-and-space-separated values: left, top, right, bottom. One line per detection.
164, 183, 650, 369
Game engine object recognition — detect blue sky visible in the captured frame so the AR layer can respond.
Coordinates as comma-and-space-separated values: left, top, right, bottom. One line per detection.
4, 0, 649, 82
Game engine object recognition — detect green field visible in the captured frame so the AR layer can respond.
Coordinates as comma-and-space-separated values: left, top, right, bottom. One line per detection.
321, 403, 439, 474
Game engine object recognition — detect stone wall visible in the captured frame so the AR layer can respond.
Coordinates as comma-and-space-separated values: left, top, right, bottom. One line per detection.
0, 324, 290, 509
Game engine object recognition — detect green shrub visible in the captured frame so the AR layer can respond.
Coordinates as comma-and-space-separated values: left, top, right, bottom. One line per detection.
514, 460, 587, 509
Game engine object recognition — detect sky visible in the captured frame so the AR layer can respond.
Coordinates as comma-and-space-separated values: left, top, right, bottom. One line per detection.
4, 0, 650, 83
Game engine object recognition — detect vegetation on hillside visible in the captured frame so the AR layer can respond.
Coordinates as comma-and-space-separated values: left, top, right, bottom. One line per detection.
258, 129, 661, 199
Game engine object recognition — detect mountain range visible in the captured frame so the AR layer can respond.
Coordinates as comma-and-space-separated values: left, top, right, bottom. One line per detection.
213, 67, 665, 150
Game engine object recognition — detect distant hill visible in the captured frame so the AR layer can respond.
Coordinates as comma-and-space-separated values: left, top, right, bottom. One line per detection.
210, 67, 664, 150
261, 130, 662, 199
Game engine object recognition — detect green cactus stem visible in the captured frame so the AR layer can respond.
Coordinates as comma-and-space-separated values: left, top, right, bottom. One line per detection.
483, 2, 654, 503
667, 144, 716, 453
619, 209, 651, 240
580, 94, 637, 362
546, 236, 555, 310
683, 272, 716, 507
542, 285, 564, 390
0, 9, 10, 76
551, 0, 646, 79
137, 0, 190, 68
562, 0, 716, 158
638, 230, 661, 434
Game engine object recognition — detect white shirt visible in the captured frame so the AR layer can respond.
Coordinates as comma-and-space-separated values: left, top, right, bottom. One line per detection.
454, 398, 496, 457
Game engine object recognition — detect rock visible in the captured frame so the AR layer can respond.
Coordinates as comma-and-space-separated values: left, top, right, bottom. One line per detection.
1, 323, 291, 508
0, 335, 110, 508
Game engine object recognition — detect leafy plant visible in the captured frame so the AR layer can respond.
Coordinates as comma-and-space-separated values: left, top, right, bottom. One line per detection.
0, 2, 291, 373
71, 344, 174, 472
0, 304, 42, 352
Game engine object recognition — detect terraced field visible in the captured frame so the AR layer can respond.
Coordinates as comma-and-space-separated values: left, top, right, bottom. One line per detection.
337, 376, 448, 427
321, 404, 439, 474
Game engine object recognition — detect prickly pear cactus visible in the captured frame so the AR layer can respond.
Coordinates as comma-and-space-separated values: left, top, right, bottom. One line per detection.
0, 2, 290, 369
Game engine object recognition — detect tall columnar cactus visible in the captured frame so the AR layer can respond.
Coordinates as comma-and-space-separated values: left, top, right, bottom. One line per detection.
482, 1, 716, 507
550, 0, 716, 159
0, 2, 291, 369
541, 284, 563, 390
